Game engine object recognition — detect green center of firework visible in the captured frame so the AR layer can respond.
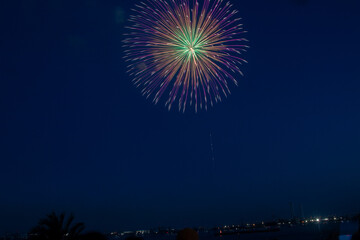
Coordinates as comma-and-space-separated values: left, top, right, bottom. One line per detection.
186, 44, 198, 65
187, 46, 197, 56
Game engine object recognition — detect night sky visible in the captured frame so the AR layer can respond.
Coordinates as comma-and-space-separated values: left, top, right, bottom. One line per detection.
1, 0, 360, 234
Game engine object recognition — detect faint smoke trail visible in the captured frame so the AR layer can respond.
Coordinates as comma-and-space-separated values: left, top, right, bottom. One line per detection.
210, 132, 215, 171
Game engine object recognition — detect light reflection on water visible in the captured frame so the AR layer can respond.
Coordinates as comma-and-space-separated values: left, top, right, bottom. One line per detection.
136, 223, 342, 240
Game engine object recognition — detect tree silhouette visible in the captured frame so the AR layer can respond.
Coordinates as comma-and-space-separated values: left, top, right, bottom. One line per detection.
177, 228, 198, 240
79, 232, 107, 240
29, 212, 85, 240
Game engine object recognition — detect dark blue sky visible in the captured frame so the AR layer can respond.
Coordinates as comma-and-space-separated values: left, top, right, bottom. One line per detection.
1, 0, 360, 234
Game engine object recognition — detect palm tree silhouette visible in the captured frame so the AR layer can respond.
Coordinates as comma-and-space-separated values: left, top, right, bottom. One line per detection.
29, 212, 85, 240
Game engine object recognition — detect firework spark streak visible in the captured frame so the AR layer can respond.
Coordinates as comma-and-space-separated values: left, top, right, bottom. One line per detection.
123, 0, 248, 112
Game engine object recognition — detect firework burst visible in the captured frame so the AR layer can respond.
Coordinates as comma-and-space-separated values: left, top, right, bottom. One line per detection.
123, 0, 248, 112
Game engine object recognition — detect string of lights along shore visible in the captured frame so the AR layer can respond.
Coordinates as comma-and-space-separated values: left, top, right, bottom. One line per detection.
123, 0, 249, 112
